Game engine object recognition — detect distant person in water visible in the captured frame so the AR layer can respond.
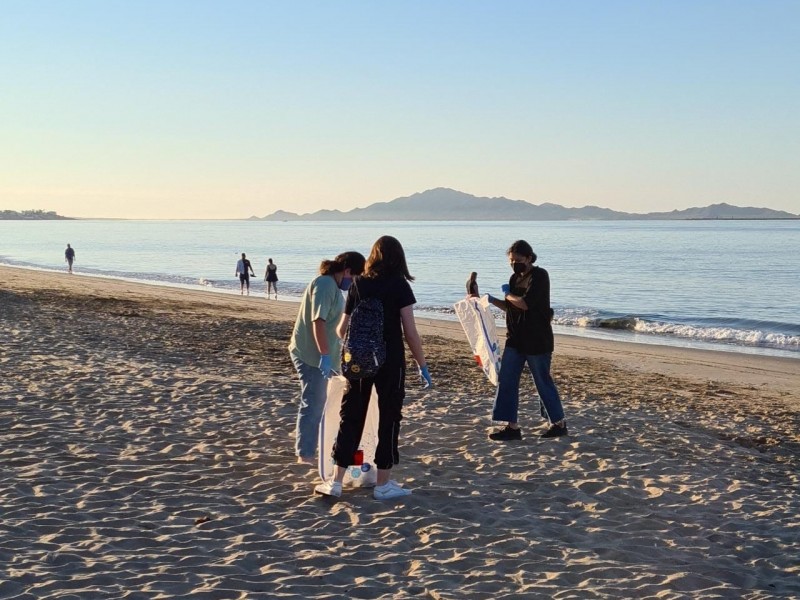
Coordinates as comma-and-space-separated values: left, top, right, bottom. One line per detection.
64, 244, 76, 274
466, 271, 479, 297
265, 258, 278, 299
235, 253, 256, 295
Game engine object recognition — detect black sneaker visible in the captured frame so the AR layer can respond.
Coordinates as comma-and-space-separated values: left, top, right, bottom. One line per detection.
489, 425, 522, 441
540, 421, 568, 439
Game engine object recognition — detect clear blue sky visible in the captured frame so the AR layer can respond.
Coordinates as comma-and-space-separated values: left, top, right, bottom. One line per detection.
1, 1, 798, 218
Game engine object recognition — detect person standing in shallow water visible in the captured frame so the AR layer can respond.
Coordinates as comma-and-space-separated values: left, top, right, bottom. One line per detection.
235, 253, 256, 295
466, 271, 479, 297
486, 240, 567, 440
64, 244, 76, 273
264, 258, 278, 299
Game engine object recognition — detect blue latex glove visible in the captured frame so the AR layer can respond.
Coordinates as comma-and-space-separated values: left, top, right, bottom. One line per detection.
501, 283, 511, 295
318, 354, 332, 379
486, 294, 497, 303
419, 364, 433, 388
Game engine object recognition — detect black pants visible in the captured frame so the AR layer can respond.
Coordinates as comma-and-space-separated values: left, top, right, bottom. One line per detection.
332, 364, 405, 471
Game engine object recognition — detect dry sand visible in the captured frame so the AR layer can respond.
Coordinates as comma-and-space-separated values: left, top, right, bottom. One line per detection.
1, 265, 798, 599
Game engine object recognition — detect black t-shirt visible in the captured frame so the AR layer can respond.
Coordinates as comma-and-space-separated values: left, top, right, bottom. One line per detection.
345, 274, 416, 367
505, 266, 555, 355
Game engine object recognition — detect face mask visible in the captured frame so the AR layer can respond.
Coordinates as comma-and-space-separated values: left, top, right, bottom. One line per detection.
339, 276, 353, 291
512, 262, 527, 274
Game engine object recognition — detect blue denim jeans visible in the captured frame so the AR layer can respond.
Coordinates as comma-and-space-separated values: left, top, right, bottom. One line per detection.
492, 346, 564, 424
292, 355, 327, 459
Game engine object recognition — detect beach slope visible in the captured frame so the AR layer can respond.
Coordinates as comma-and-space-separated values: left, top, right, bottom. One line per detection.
1, 266, 798, 598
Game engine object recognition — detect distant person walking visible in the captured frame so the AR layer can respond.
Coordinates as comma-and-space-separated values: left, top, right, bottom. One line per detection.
289, 251, 366, 464
486, 240, 567, 440
64, 244, 76, 274
265, 258, 279, 299
235, 253, 256, 295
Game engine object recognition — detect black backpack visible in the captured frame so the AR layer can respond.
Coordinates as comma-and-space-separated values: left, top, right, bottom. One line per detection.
341, 290, 386, 379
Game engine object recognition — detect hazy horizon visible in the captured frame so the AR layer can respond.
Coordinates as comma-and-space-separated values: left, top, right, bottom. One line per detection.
2, 1, 798, 219
5, 187, 798, 221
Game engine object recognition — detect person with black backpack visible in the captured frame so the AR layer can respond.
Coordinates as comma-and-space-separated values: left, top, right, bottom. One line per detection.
315, 236, 432, 500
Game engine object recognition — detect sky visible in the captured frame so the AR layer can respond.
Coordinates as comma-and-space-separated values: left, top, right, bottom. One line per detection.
1, 1, 798, 219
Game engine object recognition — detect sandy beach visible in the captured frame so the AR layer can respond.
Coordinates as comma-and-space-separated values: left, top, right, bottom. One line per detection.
1, 264, 798, 599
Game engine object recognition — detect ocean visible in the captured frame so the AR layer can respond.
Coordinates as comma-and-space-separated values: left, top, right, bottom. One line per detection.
1, 219, 798, 359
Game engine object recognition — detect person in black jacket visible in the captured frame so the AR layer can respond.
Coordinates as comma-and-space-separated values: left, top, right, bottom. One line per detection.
465, 271, 479, 297
486, 240, 567, 440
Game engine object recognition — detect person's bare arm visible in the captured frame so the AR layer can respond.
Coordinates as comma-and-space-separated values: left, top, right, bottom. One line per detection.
312, 318, 329, 355
503, 294, 528, 311
400, 305, 426, 368
486, 296, 509, 311
336, 313, 350, 340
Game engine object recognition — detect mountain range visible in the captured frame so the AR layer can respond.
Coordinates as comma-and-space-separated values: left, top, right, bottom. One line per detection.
251, 188, 798, 221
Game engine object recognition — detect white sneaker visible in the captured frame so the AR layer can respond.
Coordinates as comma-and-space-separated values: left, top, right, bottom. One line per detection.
314, 480, 342, 497
361, 478, 398, 489
373, 480, 412, 500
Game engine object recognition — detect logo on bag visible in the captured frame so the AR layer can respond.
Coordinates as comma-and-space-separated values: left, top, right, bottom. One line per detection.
341, 296, 386, 379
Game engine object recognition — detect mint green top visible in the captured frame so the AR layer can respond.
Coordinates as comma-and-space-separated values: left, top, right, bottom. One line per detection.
288, 274, 344, 366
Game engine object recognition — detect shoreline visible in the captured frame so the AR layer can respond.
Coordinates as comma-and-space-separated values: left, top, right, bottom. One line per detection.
2, 264, 798, 598
2, 261, 797, 362
2, 264, 798, 397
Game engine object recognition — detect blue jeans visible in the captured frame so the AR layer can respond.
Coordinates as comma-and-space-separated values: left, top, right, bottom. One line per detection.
292, 355, 327, 459
492, 346, 564, 424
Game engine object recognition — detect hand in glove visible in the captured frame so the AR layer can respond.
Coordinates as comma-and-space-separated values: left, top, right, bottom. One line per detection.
318, 354, 332, 379
419, 364, 433, 389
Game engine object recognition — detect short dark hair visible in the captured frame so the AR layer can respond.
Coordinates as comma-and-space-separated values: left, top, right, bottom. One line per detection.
319, 251, 366, 276
507, 240, 536, 263
364, 236, 414, 281
337, 251, 366, 275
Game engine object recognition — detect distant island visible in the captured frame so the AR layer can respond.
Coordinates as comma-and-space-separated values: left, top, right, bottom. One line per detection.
0, 209, 72, 220
250, 188, 799, 221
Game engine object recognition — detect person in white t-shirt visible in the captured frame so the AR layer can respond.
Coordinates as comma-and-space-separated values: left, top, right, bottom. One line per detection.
235, 253, 256, 295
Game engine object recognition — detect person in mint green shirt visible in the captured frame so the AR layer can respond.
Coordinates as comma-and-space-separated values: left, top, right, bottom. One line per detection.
289, 251, 366, 464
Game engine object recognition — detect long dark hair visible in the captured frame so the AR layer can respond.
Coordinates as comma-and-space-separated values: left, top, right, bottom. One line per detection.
319, 251, 366, 276
364, 236, 414, 281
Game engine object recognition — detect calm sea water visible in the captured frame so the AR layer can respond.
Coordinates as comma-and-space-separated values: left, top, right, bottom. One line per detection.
1, 220, 798, 358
